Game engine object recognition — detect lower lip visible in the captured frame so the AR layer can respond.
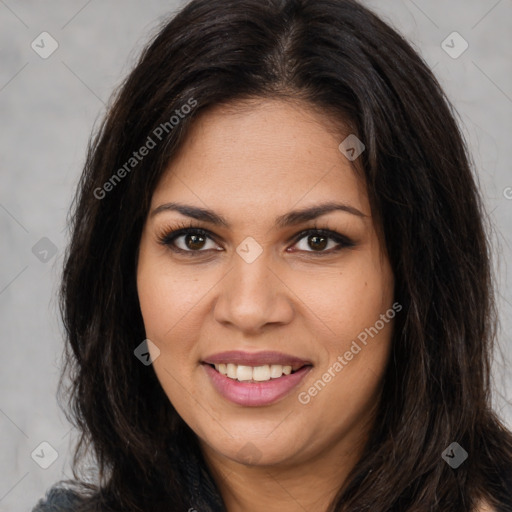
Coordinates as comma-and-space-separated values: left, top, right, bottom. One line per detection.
203, 364, 312, 407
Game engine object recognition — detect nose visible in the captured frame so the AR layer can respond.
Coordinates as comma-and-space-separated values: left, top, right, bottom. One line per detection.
213, 248, 294, 334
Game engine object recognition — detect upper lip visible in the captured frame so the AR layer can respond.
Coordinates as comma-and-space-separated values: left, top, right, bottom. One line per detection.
202, 350, 312, 370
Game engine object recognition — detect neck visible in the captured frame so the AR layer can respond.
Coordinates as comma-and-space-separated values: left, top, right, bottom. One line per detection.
200, 423, 372, 512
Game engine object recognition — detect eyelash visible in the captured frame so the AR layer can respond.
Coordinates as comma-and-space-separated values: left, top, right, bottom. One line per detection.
156, 220, 355, 257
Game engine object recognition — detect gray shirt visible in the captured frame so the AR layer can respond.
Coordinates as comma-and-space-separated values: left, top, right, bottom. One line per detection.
31, 486, 86, 512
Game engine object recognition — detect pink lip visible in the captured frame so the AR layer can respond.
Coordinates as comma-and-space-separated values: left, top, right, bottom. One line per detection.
202, 363, 312, 407
203, 350, 311, 369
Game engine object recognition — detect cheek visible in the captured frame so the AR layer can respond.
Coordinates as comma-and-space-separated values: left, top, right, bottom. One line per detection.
137, 251, 208, 344
290, 255, 393, 346
297, 285, 394, 436
136, 253, 207, 418
136, 247, 226, 389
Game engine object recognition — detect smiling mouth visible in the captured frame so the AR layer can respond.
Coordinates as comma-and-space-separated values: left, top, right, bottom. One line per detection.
206, 362, 311, 382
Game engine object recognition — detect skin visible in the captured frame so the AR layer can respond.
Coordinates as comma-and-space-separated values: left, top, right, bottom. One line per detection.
136, 98, 396, 511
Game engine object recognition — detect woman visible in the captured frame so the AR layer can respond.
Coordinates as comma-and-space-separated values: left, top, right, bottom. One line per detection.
32, 0, 512, 510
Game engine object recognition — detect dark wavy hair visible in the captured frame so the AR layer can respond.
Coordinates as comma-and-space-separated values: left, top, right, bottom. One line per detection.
53, 0, 512, 510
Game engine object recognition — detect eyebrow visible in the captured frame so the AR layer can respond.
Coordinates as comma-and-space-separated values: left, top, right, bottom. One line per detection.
150, 201, 367, 228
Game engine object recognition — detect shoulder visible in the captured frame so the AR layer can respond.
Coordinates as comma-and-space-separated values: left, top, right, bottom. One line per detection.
32, 484, 87, 512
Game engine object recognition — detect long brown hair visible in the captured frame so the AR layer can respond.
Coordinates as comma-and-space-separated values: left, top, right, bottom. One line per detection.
55, 0, 512, 510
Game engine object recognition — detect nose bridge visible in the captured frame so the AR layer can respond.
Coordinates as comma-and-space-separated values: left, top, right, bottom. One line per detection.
228, 246, 276, 307
214, 244, 293, 331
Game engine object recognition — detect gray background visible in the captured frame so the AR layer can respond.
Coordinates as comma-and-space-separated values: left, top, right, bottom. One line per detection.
0, 0, 511, 509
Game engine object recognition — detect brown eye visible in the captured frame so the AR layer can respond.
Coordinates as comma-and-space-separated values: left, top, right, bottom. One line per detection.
184, 233, 207, 250
159, 227, 221, 254
159, 226, 354, 257
292, 229, 353, 254
307, 234, 328, 251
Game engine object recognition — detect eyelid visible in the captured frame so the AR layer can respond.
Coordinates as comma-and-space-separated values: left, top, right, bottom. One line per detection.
156, 221, 355, 256
156, 221, 220, 247
289, 227, 355, 252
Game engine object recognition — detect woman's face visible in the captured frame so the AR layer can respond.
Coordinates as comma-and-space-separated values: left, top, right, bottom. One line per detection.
137, 98, 395, 469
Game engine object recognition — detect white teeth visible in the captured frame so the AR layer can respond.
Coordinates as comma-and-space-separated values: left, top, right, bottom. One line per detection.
253, 365, 270, 381
270, 364, 284, 378
227, 363, 237, 379
212, 363, 294, 381
236, 365, 253, 381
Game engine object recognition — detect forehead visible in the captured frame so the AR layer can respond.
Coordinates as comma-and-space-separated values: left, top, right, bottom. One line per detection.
151, 98, 370, 222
